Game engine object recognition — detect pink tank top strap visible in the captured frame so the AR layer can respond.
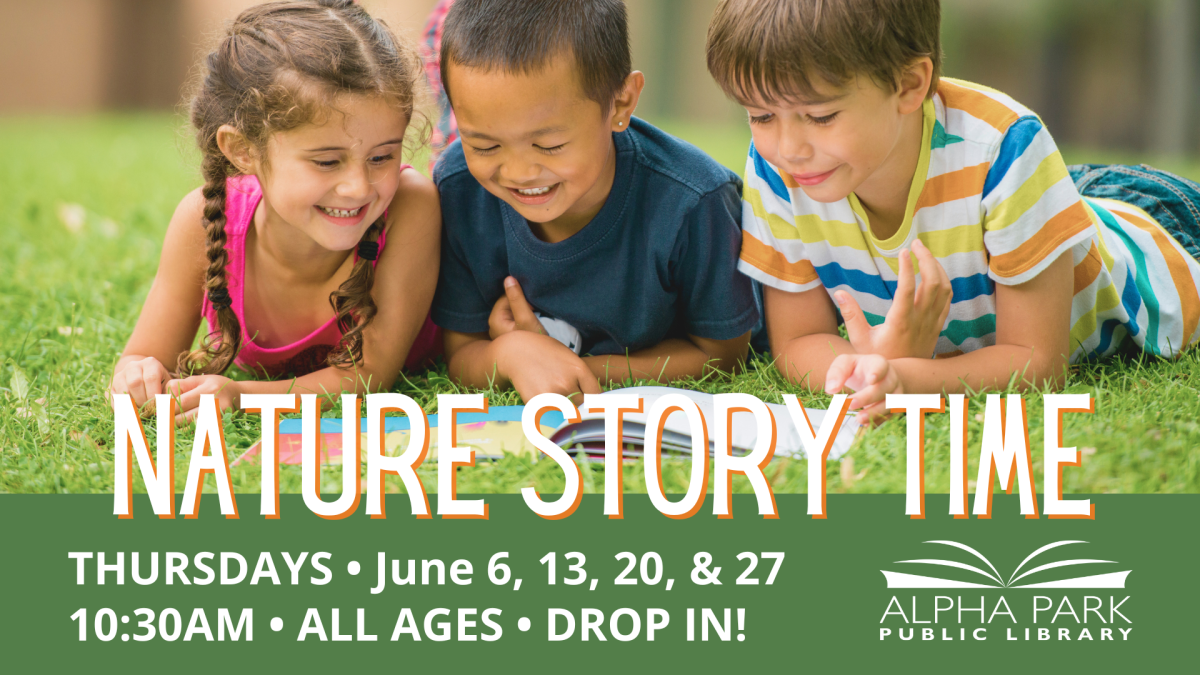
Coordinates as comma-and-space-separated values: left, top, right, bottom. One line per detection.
199, 174, 258, 329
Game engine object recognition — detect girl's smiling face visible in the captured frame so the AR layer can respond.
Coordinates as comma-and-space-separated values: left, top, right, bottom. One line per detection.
222, 94, 409, 253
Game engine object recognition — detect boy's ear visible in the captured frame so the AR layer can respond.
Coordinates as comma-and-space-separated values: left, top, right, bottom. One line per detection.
896, 57, 934, 115
611, 71, 646, 132
215, 125, 257, 173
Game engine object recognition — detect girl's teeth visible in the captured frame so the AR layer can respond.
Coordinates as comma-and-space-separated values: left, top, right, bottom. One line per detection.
321, 206, 362, 218
517, 187, 551, 196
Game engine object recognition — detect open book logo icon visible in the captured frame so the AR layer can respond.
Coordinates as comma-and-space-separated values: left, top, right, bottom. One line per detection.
881, 540, 1131, 589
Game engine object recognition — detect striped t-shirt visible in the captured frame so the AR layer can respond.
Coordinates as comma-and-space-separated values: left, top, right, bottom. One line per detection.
738, 78, 1200, 362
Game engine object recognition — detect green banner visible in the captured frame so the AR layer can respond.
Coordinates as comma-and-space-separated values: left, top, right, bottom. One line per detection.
1, 495, 1195, 672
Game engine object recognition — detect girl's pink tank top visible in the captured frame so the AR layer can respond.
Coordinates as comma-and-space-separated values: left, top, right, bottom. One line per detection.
200, 173, 441, 378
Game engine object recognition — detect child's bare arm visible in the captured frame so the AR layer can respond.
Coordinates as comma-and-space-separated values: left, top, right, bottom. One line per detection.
581, 332, 750, 384
111, 188, 208, 404
766, 283, 856, 389
444, 328, 602, 402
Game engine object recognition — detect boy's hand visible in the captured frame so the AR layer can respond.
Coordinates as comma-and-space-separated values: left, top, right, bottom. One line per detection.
825, 353, 904, 425
110, 357, 172, 410
488, 276, 547, 340
164, 375, 242, 423
835, 240, 952, 359
493, 330, 600, 403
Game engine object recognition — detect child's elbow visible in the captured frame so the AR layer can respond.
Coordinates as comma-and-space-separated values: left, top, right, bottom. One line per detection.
1020, 351, 1069, 392
701, 332, 751, 374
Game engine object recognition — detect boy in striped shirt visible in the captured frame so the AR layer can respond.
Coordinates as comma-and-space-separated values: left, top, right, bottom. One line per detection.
707, 0, 1200, 421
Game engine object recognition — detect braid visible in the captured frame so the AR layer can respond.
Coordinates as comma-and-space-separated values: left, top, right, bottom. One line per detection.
177, 152, 243, 376
325, 216, 385, 369
183, 0, 427, 373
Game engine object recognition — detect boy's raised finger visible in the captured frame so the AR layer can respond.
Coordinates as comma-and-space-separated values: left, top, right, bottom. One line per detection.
912, 239, 950, 309
834, 291, 872, 345
893, 248, 915, 314
488, 295, 516, 338
504, 276, 544, 334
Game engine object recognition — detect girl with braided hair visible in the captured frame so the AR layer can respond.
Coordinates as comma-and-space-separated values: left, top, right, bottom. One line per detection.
110, 0, 440, 420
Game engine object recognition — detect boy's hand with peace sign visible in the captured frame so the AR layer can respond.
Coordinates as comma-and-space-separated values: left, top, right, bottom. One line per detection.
833, 239, 953, 360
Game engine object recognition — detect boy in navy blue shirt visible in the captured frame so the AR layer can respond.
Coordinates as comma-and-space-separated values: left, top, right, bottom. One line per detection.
432, 0, 758, 401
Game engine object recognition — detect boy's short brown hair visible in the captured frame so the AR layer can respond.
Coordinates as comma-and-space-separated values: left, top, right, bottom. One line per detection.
706, 0, 942, 104
440, 0, 630, 110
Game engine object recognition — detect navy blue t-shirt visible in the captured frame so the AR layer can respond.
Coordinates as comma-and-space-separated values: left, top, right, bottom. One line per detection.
431, 117, 758, 356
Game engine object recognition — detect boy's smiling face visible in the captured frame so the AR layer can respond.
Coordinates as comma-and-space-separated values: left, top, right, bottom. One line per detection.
740, 62, 931, 212
446, 52, 642, 239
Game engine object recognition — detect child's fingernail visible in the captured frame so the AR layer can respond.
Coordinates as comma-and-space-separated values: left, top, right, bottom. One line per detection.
504, 277, 517, 288
834, 292, 846, 305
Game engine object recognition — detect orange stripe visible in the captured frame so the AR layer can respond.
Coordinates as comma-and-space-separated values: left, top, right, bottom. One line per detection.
938, 80, 1020, 133
989, 200, 1092, 278
740, 231, 819, 285
915, 162, 991, 212
1072, 241, 1103, 294
1118, 209, 1200, 345
780, 170, 799, 189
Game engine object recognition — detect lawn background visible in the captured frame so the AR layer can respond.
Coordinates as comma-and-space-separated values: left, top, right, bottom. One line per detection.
1, 114, 1198, 495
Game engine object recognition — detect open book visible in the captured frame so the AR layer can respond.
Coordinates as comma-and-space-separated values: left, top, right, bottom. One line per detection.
880, 540, 1131, 589
550, 386, 859, 460
234, 386, 858, 465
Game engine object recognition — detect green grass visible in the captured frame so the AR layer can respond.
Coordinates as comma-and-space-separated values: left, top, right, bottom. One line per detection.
1, 114, 1198, 496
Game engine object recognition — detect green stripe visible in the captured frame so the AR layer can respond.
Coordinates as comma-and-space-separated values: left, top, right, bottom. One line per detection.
931, 119, 964, 149
1087, 198, 1161, 354
863, 311, 886, 327
940, 314, 997, 346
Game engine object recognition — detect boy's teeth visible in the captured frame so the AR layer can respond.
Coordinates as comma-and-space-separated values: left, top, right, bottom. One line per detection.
320, 206, 362, 218
517, 187, 551, 196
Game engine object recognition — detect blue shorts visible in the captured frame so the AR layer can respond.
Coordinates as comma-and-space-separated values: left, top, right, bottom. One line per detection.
1068, 163, 1200, 262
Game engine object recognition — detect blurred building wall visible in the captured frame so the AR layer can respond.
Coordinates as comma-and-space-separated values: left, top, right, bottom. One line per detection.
0, 0, 1196, 155
0, 0, 436, 112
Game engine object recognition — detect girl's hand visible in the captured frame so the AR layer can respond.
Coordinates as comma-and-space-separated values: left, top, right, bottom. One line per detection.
488, 276, 547, 340
493, 330, 600, 403
835, 240, 952, 359
165, 375, 242, 423
825, 353, 904, 425
110, 357, 172, 410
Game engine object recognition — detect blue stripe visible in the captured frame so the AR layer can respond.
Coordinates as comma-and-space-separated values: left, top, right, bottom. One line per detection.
816, 263, 992, 305
750, 141, 791, 203
982, 116, 1042, 200
1092, 318, 1128, 358
276, 406, 563, 434
949, 272, 993, 303
814, 262, 894, 300
1117, 269, 1143, 340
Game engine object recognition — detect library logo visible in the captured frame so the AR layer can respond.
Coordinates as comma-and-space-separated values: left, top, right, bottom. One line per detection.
880, 540, 1131, 589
